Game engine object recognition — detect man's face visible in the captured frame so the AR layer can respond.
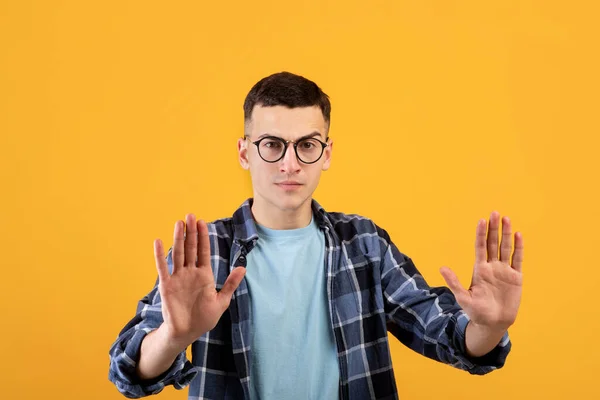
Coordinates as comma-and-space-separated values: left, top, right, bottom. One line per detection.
238, 105, 332, 213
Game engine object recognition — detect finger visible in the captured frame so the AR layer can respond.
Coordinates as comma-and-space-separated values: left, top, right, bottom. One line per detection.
154, 239, 169, 283
218, 267, 246, 308
184, 214, 198, 267
474, 219, 487, 264
499, 216, 512, 263
173, 220, 185, 269
197, 219, 211, 268
439, 266, 470, 304
511, 232, 524, 272
487, 211, 500, 261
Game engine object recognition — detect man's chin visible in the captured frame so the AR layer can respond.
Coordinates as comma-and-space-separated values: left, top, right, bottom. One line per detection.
271, 193, 309, 211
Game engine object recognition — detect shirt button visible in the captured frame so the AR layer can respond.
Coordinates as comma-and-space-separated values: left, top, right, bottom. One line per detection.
238, 256, 246, 263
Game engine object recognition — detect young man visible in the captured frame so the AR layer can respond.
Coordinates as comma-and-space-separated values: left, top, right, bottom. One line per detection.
108, 72, 524, 399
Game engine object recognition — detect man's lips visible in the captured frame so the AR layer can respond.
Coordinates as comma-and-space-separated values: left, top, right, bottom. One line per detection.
276, 181, 303, 189
276, 181, 302, 185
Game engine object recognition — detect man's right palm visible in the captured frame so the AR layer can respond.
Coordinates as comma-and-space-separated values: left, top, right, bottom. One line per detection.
154, 214, 246, 347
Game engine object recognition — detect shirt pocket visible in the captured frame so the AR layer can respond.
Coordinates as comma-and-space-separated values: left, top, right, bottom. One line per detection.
344, 255, 384, 318
335, 254, 387, 350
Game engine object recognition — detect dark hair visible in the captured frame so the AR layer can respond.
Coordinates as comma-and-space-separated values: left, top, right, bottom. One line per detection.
243, 71, 331, 128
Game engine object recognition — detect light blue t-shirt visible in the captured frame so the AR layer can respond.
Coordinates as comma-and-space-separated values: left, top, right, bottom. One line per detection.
245, 214, 340, 400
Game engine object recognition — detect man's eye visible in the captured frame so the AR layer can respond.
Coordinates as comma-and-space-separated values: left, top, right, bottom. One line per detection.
263, 140, 282, 149
300, 139, 319, 149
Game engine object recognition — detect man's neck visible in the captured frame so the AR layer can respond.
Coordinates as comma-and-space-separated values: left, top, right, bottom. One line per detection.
251, 196, 313, 230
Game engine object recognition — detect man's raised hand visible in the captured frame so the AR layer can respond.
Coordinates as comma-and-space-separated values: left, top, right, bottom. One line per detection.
440, 212, 524, 332
154, 214, 246, 347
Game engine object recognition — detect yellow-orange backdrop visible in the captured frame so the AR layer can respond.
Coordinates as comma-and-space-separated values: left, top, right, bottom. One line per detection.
1, 1, 598, 399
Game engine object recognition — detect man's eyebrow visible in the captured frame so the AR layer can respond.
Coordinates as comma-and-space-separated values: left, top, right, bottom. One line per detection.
257, 131, 323, 141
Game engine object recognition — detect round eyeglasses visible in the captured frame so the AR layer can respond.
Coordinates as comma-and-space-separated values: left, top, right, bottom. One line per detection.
246, 136, 329, 164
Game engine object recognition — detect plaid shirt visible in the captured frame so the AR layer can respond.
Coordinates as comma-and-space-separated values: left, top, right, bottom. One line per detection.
109, 198, 511, 399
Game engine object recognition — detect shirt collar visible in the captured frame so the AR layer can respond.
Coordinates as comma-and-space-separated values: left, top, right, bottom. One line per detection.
232, 197, 332, 245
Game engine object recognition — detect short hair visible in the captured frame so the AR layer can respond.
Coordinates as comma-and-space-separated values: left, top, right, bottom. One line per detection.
243, 71, 331, 129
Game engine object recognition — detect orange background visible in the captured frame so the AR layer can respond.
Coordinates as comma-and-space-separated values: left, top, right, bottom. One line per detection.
1, 1, 599, 399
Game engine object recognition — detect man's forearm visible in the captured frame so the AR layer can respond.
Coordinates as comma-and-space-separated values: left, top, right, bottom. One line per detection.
464, 320, 507, 358
136, 323, 189, 381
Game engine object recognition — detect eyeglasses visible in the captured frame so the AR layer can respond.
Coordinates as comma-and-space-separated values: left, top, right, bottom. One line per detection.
245, 135, 329, 164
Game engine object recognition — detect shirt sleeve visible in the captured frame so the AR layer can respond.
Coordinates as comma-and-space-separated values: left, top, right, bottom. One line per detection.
108, 247, 200, 398
379, 233, 511, 375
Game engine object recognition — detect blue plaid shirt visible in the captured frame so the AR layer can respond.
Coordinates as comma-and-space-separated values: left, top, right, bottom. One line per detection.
109, 198, 511, 399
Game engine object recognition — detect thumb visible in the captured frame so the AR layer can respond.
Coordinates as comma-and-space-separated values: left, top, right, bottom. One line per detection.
439, 266, 469, 303
218, 266, 246, 308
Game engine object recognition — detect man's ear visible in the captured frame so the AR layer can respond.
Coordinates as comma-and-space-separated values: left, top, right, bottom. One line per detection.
322, 139, 333, 171
238, 137, 250, 170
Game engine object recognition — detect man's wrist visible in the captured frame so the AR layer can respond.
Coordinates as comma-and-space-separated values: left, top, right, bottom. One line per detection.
464, 320, 507, 358
468, 320, 508, 337
156, 323, 193, 355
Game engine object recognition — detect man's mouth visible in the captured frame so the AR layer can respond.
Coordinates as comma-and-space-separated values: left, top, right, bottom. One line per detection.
276, 181, 303, 189
277, 181, 302, 185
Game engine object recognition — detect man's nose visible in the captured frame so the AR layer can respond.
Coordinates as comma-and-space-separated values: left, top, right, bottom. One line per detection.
280, 143, 301, 173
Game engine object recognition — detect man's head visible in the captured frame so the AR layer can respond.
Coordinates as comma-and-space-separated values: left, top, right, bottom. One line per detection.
238, 72, 333, 215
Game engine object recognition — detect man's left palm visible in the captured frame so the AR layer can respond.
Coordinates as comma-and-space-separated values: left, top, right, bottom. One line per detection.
440, 212, 524, 331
